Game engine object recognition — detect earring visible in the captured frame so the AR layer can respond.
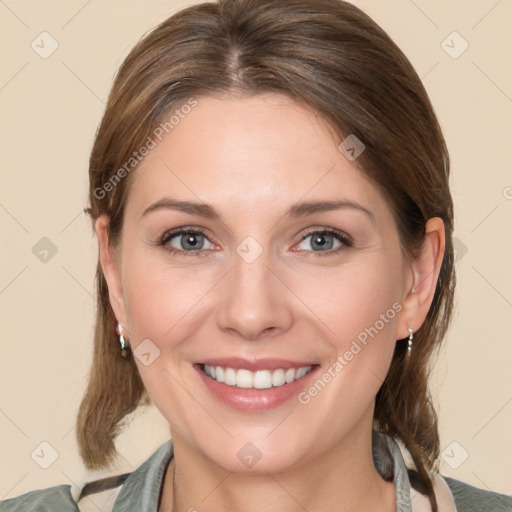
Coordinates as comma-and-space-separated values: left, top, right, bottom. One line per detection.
407, 328, 413, 356
117, 323, 129, 358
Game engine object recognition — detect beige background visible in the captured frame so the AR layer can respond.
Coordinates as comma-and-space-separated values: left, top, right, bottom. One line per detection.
1, 0, 511, 501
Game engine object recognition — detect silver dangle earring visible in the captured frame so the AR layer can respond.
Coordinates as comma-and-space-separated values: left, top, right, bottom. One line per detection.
117, 323, 129, 358
407, 328, 413, 356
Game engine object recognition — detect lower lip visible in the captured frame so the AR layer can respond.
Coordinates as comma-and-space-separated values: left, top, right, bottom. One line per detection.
194, 365, 319, 411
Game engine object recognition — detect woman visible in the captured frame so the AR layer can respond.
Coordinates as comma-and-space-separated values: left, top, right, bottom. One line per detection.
2, 0, 510, 511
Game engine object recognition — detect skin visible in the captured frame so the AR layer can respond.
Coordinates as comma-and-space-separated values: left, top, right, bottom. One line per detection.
96, 93, 445, 512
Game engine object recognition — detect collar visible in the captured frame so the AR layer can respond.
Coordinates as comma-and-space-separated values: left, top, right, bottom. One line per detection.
103, 432, 454, 511
111, 439, 174, 511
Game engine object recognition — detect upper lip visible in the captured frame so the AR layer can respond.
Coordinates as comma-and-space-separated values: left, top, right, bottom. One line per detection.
197, 357, 318, 371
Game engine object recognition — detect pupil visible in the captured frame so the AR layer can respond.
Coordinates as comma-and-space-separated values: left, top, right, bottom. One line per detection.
312, 233, 333, 250
183, 232, 202, 249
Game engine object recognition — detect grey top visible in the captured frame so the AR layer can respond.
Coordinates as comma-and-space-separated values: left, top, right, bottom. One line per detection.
1, 433, 511, 511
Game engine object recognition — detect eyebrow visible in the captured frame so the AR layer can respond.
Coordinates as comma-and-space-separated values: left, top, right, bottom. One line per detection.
141, 197, 375, 224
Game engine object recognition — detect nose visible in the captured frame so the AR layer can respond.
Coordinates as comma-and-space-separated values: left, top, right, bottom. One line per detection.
215, 251, 294, 341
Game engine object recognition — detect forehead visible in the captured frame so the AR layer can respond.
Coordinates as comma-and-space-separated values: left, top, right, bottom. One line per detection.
126, 93, 385, 218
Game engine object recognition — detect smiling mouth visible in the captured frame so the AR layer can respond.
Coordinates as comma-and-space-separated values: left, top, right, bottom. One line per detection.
200, 364, 316, 390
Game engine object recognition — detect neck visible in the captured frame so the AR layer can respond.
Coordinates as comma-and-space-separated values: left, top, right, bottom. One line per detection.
159, 420, 396, 512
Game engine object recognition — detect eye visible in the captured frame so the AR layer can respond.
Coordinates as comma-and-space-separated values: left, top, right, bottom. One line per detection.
295, 229, 352, 256
161, 228, 216, 255
158, 227, 352, 257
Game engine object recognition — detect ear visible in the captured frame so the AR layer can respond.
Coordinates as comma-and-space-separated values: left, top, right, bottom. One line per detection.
396, 217, 445, 340
95, 214, 128, 328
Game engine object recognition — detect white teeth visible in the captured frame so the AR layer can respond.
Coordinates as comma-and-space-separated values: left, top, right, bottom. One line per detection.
202, 364, 313, 389
285, 368, 295, 383
236, 369, 253, 388
253, 370, 272, 389
271, 368, 286, 387
296, 367, 307, 379
224, 367, 237, 386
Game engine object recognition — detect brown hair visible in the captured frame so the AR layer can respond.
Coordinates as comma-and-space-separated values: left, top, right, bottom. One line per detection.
79, 0, 455, 509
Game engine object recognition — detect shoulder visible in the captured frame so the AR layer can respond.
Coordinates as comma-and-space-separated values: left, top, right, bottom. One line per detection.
0, 473, 131, 512
0, 439, 173, 512
0, 484, 79, 511
0, 479, 127, 512
444, 476, 512, 512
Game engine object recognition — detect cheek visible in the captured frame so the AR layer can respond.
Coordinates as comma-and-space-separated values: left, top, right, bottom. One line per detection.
121, 251, 207, 342
301, 257, 403, 402
116, 235, 405, 464
119, 254, 202, 420
122, 242, 403, 356
302, 257, 402, 345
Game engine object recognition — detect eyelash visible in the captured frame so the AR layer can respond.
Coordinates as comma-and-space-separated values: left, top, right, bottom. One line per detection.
158, 226, 353, 258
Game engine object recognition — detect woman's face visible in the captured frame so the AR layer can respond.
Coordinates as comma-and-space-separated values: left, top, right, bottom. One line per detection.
99, 93, 422, 473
